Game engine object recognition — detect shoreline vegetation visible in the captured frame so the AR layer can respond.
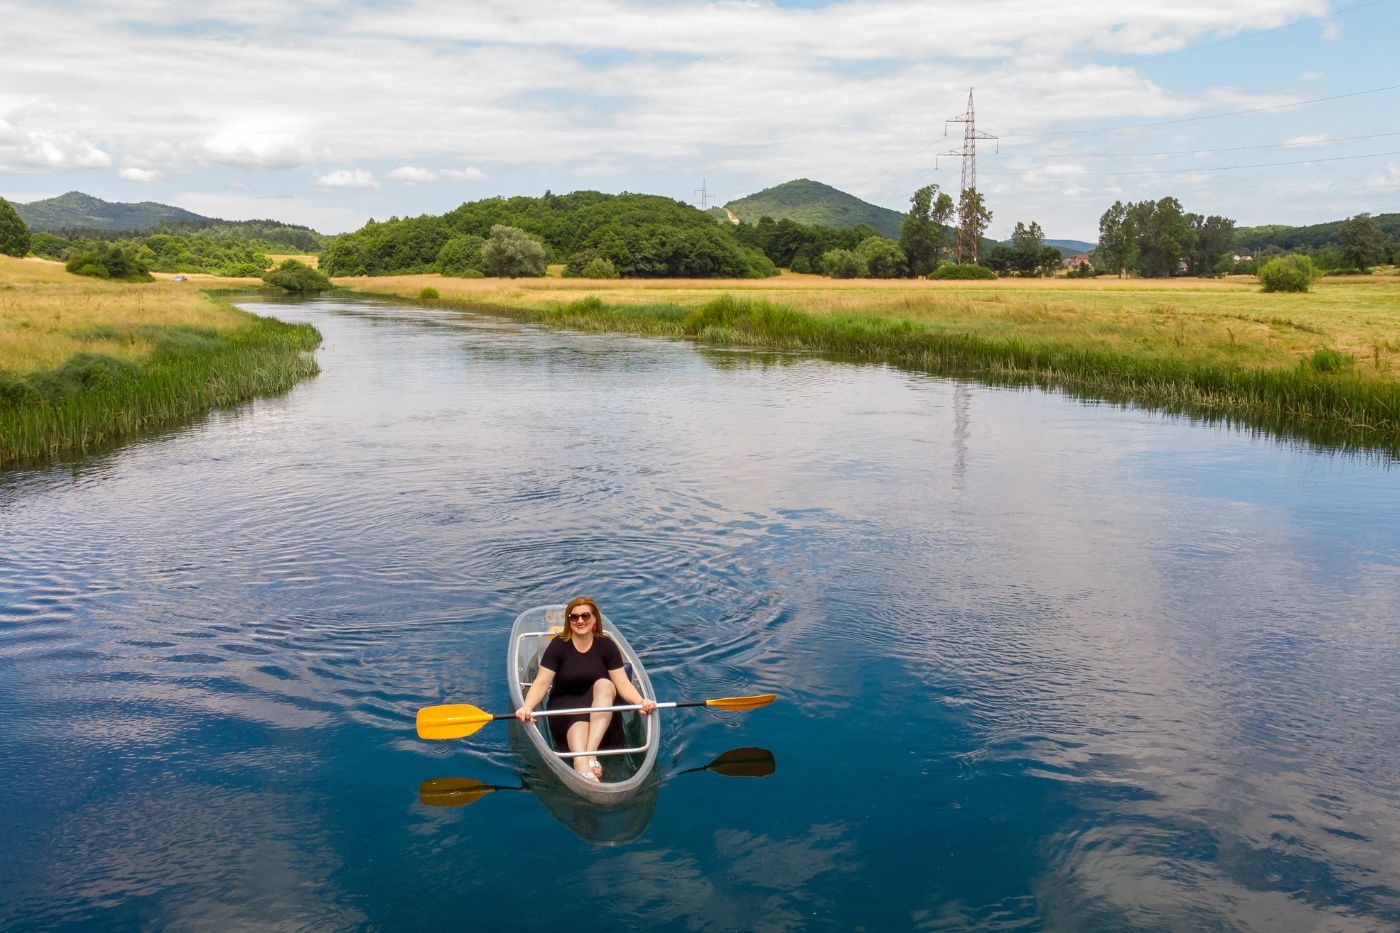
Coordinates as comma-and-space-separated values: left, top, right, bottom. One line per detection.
1, 257, 321, 469
344, 271, 1400, 456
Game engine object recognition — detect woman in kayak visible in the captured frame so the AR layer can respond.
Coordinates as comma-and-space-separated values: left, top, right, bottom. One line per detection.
515, 597, 656, 781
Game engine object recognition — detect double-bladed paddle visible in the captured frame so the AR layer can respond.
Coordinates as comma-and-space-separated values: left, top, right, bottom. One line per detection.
416, 693, 776, 741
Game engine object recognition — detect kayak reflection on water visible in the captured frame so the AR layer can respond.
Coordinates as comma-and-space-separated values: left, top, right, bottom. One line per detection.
417, 746, 776, 845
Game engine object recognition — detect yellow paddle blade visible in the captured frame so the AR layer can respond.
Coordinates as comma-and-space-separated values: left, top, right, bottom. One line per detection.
416, 703, 494, 740
704, 693, 777, 711
418, 778, 495, 808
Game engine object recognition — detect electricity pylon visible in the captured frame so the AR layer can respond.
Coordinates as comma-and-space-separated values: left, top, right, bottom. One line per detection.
940, 88, 998, 264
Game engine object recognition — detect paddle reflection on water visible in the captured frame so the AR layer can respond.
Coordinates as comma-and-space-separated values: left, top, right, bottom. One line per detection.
418, 747, 776, 845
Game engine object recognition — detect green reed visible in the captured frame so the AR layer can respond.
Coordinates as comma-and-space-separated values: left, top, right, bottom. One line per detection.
1, 311, 321, 468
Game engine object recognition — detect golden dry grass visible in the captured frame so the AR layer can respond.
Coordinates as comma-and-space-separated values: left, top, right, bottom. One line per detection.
266, 254, 319, 268
341, 270, 1400, 378
0, 256, 252, 374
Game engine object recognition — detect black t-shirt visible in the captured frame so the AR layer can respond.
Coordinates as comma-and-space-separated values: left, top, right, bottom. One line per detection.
540, 635, 624, 699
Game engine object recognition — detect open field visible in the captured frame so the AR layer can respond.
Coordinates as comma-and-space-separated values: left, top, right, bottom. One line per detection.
344, 270, 1400, 452
1, 256, 319, 467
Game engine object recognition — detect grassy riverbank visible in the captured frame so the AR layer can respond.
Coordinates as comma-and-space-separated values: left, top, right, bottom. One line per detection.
345, 271, 1400, 452
1, 256, 321, 468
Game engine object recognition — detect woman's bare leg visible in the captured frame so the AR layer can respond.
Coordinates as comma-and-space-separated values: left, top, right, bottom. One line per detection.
566, 720, 593, 775
585, 678, 616, 776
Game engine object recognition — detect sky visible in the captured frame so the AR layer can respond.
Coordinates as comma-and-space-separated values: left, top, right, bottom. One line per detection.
1, 0, 1397, 240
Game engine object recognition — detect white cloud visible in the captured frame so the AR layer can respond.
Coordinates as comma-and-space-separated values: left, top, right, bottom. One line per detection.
1283, 133, 1329, 147
1365, 162, 1400, 191
200, 128, 313, 169
311, 169, 379, 189
0, 0, 1362, 237
1320, 21, 1341, 40
118, 166, 162, 183
1299, 70, 1325, 81
0, 117, 111, 172
388, 165, 439, 184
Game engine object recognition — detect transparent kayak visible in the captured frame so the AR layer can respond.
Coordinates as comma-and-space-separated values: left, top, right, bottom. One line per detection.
507, 605, 660, 804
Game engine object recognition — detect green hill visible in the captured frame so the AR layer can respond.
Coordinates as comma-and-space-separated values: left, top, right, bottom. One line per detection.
1234, 213, 1400, 254
724, 179, 905, 239
15, 191, 209, 232
14, 192, 328, 251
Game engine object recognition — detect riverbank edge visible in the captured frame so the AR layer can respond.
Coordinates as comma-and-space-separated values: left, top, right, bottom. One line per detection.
1, 291, 322, 469
360, 286, 1400, 454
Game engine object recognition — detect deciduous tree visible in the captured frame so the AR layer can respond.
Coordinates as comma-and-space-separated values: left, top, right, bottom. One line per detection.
0, 197, 31, 257
480, 224, 547, 278
900, 184, 954, 277
1097, 201, 1136, 277
1339, 213, 1387, 271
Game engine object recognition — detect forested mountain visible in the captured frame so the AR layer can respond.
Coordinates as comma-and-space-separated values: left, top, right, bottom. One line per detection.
14, 192, 327, 251
724, 179, 905, 239
16, 191, 207, 231
1234, 213, 1400, 254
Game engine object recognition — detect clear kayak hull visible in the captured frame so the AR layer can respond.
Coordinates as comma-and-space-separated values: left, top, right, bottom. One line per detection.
507, 605, 660, 805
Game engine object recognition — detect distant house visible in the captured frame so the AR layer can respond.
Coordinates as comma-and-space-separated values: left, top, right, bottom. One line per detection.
1063, 253, 1091, 268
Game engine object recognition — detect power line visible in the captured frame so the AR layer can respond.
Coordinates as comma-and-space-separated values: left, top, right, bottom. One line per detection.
1000, 83, 1400, 139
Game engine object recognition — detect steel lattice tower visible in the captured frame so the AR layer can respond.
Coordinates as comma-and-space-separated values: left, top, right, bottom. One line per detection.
940, 88, 998, 264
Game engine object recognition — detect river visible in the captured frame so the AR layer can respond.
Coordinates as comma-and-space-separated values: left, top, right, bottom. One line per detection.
2, 294, 1398, 930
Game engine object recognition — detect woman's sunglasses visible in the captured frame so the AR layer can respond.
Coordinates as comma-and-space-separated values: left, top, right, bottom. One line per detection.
568, 610, 594, 622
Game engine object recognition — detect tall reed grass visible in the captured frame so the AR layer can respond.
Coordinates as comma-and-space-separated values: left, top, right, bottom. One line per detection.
1, 313, 320, 468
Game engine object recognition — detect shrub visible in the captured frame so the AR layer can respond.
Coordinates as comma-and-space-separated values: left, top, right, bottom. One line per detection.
418, 286, 440, 300
1258, 254, 1319, 293
581, 257, 619, 279
822, 249, 867, 279
64, 242, 153, 282
1066, 260, 1098, 279
929, 263, 996, 280
480, 224, 547, 278
0, 197, 31, 257
263, 259, 331, 292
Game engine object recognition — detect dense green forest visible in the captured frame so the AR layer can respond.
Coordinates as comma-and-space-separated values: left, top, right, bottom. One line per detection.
723, 179, 905, 238
1235, 212, 1400, 255
319, 191, 777, 279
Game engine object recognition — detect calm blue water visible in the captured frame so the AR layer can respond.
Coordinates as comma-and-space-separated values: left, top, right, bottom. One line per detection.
2, 295, 1399, 931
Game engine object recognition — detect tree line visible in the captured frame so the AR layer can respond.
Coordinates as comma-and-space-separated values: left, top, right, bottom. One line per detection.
319, 191, 777, 279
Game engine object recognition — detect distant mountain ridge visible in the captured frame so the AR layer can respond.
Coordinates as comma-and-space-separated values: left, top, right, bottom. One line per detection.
1044, 238, 1095, 256
15, 191, 209, 232
13, 191, 328, 251
723, 179, 906, 239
